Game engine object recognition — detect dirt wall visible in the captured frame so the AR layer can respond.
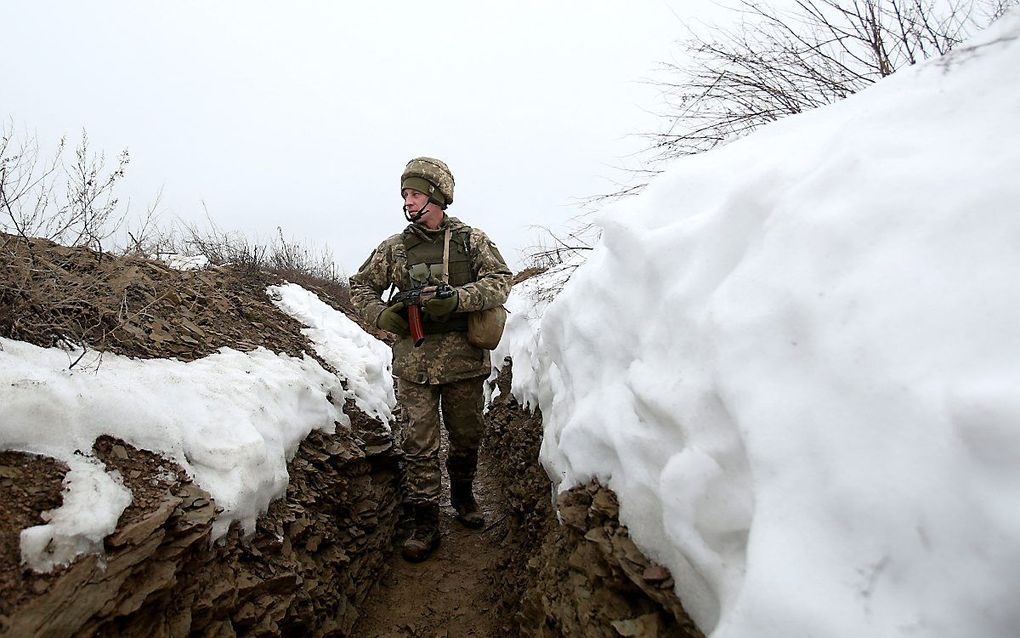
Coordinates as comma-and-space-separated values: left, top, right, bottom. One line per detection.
1, 235, 405, 636
2, 407, 400, 638
483, 364, 704, 638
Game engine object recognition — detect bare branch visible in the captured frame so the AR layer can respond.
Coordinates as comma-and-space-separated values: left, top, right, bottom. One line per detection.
612, 0, 1014, 198
534, 0, 1015, 286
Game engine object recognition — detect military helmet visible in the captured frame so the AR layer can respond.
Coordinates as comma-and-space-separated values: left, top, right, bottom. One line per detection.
401, 157, 455, 208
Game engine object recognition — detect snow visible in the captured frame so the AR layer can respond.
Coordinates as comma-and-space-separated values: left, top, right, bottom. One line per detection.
493, 13, 1020, 638
160, 253, 210, 270
486, 259, 579, 411
268, 282, 395, 425
0, 12, 1016, 633
0, 283, 393, 570
20, 454, 133, 573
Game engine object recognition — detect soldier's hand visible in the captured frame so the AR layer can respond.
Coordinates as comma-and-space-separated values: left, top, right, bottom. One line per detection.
377, 303, 410, 336
423, 290, 459, 320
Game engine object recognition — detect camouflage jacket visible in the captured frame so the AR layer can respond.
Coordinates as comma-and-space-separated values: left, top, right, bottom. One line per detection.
350, 215, 512, 385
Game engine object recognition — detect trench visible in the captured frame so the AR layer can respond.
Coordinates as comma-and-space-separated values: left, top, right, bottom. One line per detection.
0, 234, 700, 635
351, 447, 507, 637
352, 367, 704, 638
0, 367, 701, 637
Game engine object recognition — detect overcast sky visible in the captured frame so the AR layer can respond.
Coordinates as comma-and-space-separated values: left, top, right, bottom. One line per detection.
2, 1, 728, 273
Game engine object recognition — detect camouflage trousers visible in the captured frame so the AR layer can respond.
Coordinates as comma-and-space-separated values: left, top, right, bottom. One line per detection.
397, 375, 486, 505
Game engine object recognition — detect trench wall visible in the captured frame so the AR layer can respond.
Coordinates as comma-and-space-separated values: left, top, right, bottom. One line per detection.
3, 407, 401, 638
483, 365, 704, 638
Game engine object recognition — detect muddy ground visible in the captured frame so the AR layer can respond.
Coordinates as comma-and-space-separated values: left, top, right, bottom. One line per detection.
352, 363, 552, 637
353, 449, 508, 637
353, 366, 702, 638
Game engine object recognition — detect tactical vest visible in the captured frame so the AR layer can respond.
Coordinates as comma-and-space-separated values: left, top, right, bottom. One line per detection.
402, 226, 474, 333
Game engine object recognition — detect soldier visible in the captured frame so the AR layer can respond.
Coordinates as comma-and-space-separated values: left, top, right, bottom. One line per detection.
349, 157, 512, 562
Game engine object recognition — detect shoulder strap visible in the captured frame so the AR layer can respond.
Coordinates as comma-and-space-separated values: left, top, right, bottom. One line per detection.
441, 228, 452, 284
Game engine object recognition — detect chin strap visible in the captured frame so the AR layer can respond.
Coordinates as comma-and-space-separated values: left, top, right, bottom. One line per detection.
404, 201, 429, 223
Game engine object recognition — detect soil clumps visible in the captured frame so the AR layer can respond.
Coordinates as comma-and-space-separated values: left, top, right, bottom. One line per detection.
0, 451, 67, 626
0, 233, 369, 362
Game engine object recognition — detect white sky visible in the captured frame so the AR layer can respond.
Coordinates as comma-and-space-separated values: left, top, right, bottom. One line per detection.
2, 1, 726, 273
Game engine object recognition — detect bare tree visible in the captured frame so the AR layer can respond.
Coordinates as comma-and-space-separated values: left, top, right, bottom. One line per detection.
636, 0, 1015, 182
62, 131, 130, 252
0, 125, 130, 253
2, 122, 355, 363
528, 0, 1015, 278
0, 126, 64, 245
523, 223, 596, 269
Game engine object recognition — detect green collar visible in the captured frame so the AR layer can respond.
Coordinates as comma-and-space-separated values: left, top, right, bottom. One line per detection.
408, 214, 463, 240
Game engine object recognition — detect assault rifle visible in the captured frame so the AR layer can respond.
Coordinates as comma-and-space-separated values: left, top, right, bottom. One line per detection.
389, 283, 455, 347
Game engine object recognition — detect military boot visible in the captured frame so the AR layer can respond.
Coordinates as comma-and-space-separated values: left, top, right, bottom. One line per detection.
450, 479, 485, 529
402, 502, 440, 562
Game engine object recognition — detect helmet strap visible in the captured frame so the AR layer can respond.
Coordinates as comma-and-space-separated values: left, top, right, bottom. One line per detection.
404, 201, 429, 223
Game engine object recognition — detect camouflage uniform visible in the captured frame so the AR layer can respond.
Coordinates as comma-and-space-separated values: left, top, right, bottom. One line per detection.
350, 214, 511, 504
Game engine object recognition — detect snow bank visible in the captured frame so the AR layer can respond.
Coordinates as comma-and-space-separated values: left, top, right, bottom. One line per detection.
487, 261, 578, 411
268, 282, 395, 425
0, 282, 394, 571
504, 13, 1020, 638
1, 338, 345, 548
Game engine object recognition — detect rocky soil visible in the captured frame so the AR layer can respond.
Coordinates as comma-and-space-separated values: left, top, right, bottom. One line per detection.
2, 423, 399, 637
0, 233, 348, 363
0, 234, 401, 636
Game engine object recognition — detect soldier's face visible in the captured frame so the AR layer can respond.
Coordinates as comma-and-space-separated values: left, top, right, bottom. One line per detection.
402, 188, 429, 213
402, 189, 444, 228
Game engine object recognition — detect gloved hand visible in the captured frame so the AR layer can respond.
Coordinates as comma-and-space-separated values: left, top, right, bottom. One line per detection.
376, 303, 410, 336
423, 290, 459, 321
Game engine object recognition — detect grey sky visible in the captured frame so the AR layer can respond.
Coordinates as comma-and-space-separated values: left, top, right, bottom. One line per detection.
2, 1, 722, 273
